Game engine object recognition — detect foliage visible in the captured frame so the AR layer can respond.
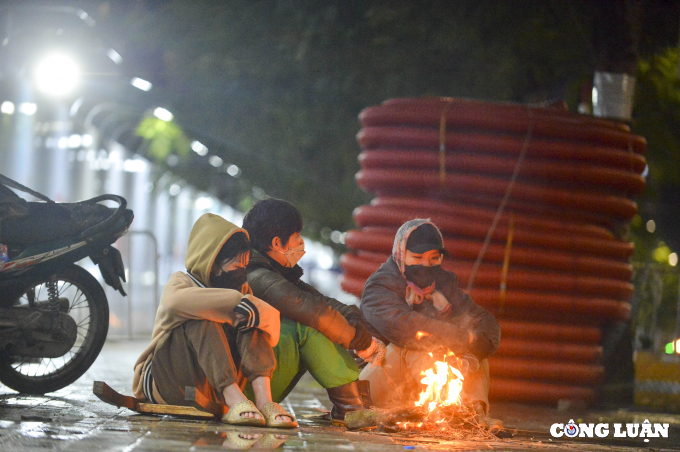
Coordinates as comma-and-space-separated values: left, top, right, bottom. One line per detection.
632, 263, 679, 344
93, 0, 680, 260
633, 48, 680, 188
96, 0, 680, 341
111, 0, 597, 241
136, 116, 191, 161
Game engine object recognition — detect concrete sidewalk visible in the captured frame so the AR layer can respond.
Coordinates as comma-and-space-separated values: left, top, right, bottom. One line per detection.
0, 339, 679, 451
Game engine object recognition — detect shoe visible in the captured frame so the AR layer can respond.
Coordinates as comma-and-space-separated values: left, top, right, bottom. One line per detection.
259, 401, 298, 428
472, 400, 504, 432
356, 380, 374, 408
326, 380, 365, 426
221, 399, 265, 427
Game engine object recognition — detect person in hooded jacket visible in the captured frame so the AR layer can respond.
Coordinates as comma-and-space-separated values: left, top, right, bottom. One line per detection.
132, 213, 297, 428
243, 199, 384, 426
359, 219, 503, 431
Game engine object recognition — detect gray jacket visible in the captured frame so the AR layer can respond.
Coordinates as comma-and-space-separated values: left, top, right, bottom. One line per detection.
360, 219, 500, 360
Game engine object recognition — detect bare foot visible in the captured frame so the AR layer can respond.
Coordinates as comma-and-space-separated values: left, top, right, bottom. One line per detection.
274, 414, 293, 423
239, 411, 263, 421
237, 433, 261, 440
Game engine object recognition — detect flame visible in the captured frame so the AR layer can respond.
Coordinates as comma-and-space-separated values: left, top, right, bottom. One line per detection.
415, 331, 432, 340
415, 354, 464, 413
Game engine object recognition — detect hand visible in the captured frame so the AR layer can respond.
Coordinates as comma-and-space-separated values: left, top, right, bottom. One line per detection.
460, 352, 480, 376
233, 297, 257, 331
447, 351, 480, 377
356, 338, 387, 367
355, 338, 377, 359
234, 312, 247, 328
431, 291, 450, 312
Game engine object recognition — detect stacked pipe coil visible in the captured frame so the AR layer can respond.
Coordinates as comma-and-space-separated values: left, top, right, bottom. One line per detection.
340, 97, 646, 406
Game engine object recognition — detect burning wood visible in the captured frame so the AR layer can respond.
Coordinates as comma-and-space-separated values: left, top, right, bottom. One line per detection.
346, 404, 497, 440
346, 352, 498, 440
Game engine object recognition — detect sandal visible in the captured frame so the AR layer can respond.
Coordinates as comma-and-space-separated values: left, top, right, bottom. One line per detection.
221, 399, 265, 427
260, 402, 298, 428
255, 433, 289, 449
224, 432, 262, 449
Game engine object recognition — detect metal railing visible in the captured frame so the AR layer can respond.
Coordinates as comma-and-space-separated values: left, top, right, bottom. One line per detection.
124, 230, 159, 339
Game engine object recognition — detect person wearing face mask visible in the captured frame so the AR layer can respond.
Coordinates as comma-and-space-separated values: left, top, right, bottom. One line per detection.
359, 219, 503, 431
132, 213, 297, 428
243, 199, 382, 426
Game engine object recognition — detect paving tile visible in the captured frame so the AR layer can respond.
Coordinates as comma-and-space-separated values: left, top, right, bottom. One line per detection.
1, 340, 679, 451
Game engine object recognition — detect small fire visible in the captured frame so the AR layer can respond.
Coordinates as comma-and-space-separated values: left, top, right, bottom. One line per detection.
415, 331, 432, 340
415, 354, 464, 413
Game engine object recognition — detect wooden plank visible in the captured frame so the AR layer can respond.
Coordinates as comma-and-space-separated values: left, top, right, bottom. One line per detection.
92, 381, 216, 419
93, 381, 139, 411
184, 386, 228, 418
137, 402, 215, 419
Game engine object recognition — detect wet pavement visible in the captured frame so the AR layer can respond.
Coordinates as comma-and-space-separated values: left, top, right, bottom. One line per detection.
1, 340, 679, 451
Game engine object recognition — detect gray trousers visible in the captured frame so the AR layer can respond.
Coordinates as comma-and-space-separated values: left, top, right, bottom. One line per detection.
151, 320, 276, 406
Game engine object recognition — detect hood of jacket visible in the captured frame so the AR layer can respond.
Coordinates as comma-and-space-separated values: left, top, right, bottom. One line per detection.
392, 218, 445, 274
185, 213, 249, 288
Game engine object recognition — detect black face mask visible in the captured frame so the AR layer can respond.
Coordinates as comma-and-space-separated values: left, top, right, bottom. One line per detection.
210, 267, 247, 290
404, 265, 439, 289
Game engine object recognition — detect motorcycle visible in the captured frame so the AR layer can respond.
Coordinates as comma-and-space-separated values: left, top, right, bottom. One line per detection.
0, 174, 133, 394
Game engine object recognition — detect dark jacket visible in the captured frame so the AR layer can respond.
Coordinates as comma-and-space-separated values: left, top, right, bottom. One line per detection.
360, 256, 500, 360
247, 250, 368, 349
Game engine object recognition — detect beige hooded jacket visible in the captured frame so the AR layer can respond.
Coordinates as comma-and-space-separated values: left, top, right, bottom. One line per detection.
132, 213, 280, 400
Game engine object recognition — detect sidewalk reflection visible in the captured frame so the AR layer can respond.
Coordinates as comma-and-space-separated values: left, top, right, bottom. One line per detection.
193, 431, 289, 449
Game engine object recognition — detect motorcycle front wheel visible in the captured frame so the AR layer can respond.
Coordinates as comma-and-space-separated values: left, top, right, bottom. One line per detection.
0, 264, 109, 394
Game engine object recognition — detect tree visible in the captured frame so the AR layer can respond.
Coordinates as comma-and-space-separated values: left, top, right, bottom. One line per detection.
94, 0, 680, 249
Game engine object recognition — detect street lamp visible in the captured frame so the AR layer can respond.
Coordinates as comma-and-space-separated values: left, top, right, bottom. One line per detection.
34, 52, 80, 97
153, 107, 173, 122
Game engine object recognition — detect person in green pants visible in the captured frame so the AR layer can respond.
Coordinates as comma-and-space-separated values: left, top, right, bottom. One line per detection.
242, 198, 384, 425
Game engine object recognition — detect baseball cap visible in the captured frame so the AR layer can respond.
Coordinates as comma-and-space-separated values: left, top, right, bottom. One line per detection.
405, 223, 449, 255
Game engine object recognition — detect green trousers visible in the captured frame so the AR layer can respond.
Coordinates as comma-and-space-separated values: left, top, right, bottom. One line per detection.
245, 317, 360, 402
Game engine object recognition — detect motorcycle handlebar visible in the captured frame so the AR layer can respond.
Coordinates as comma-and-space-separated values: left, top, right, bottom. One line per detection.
77, 194, 128, 239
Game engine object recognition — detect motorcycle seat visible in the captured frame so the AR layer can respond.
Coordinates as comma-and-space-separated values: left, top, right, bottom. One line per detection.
0, 201, 117, 247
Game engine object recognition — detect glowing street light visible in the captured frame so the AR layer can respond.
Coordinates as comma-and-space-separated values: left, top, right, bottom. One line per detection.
131, 77, 152, 91
209, 155, 223, 167
1, 101, 15, 115
18, 102, 37, 115
153, 107, 173, 121
191, 140, 208, 156
34, 52, 80, 97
